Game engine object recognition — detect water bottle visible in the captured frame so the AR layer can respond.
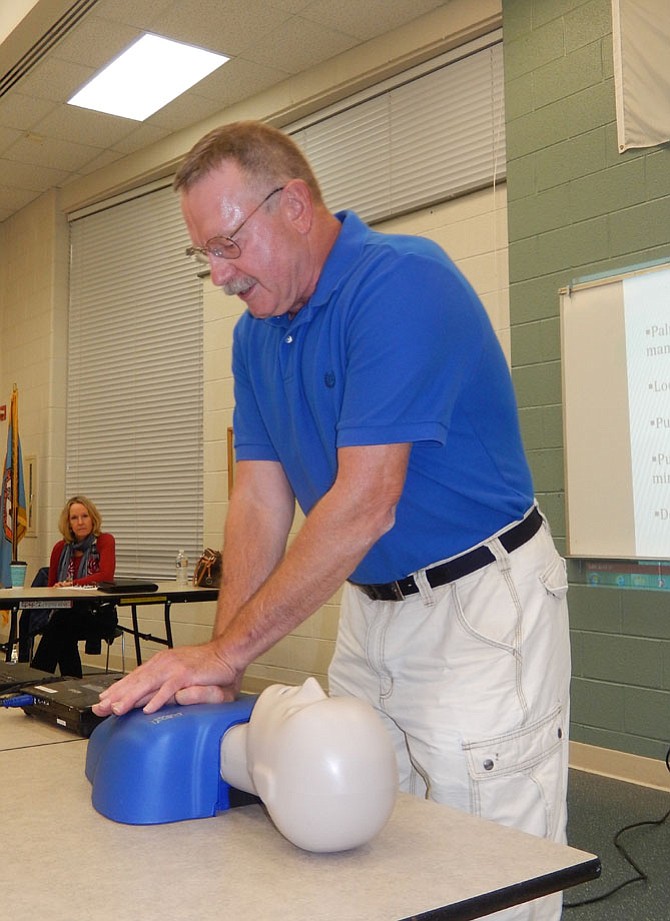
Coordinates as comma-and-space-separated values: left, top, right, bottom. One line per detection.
175, 549, 188, 586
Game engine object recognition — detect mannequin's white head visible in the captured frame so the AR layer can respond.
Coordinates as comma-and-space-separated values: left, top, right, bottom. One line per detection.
221, 678, 397, 852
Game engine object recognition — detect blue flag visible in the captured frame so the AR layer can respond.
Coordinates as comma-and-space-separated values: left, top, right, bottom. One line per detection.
1, 387, 27, 588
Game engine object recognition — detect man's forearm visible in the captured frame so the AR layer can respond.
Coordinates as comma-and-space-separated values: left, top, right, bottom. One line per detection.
216, 496, 379, 664
212, 459, 296, 638
215, 443, 410, 674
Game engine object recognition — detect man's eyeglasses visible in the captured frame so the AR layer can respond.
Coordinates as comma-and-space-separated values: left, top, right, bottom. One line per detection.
186, 186, 285, 263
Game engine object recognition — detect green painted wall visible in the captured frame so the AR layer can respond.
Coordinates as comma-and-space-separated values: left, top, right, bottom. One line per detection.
503, 0, 670, 761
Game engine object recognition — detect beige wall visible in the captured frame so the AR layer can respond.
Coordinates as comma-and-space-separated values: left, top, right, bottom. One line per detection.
0, 0, 506, 681
0, 191, 69, 577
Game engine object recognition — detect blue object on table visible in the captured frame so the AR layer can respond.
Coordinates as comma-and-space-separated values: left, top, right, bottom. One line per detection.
85, 695, 257, 825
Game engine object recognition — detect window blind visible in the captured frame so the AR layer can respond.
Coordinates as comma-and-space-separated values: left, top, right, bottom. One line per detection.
291, 38, 505, 224
67, 185, 203, 579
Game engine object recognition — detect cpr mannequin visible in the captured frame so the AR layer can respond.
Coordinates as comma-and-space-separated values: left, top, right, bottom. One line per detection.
220, 677, 398, 852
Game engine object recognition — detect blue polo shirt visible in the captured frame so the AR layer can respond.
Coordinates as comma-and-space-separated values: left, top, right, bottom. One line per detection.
232, 211, 533, 583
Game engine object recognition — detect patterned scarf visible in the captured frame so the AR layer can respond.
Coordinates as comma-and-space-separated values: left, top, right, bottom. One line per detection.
57, 533, 100, 583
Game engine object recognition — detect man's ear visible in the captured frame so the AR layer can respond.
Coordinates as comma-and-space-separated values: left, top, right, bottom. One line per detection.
281, 179, 313, 234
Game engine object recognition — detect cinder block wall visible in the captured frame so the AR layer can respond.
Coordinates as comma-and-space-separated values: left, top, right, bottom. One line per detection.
503, 0, 670, 762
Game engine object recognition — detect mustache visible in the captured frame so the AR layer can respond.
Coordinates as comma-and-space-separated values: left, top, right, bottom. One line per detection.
222, 275, 257, 296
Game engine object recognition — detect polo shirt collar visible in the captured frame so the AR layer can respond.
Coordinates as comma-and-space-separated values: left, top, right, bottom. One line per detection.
266, 210, 366, 330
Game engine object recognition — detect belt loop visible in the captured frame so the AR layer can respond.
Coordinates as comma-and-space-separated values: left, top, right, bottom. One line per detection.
487, 536, 511, 575
390, 581, 405, 601
414, 568, 436, 606
535, 501, 549, 534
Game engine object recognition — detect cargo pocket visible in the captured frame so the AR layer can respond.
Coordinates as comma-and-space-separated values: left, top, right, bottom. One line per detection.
540, 553, 568, 601
462, 705, 567, 841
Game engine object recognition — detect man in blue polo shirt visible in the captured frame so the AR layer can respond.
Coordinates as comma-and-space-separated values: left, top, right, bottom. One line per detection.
96, 121, 570, 921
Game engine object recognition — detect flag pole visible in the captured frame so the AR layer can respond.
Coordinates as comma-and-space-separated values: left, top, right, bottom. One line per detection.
11, 385, 18, 561
1, 385, 27, 587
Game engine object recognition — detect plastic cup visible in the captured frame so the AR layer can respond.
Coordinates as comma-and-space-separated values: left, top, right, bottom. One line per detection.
10, 561, 27, 588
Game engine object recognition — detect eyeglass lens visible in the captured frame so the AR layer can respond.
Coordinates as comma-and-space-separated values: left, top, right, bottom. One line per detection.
186, 186, 284, 263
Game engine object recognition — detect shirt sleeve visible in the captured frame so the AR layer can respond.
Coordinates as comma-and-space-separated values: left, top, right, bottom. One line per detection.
48, 541, 64, 586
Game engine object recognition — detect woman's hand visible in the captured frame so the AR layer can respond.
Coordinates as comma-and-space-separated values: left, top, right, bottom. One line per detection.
92, 641, 240, 716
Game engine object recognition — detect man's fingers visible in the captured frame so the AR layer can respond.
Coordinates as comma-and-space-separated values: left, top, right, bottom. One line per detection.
93, 682, 231, 717
174, 685, 232, 705
94, 666, 168, 715
92, 690, 155, 717
141, 684, 179, 714
92, 643, 238, 716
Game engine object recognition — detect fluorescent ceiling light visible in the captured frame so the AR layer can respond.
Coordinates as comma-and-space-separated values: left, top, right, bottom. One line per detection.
68, 33, 229, 121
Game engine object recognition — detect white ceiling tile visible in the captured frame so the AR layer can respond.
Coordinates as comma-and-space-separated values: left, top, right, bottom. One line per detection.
31, 103, 140, 148
91, 0, 179, 31
301, 0, 447, 41
146, 91, 231, 132
0, 92, 58, 131
0, 125, 21, 155
0, 185, 42, 212
267, 0, 314, 13
178, 56, 291, 107
65, 147, 127, 178
242, 17, 358, 73
49, 18, 142, 70
4, 133, 105, 173
0, 158, 71, 192
153, 0, 292, 58
111, 122, 171, 155
12, 56, 95, 105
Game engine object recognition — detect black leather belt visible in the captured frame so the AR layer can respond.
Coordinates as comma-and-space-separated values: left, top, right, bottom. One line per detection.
350, 507, 543, 602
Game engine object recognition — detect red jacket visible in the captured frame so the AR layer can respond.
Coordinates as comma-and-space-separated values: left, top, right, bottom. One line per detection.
48, 532, 116, 586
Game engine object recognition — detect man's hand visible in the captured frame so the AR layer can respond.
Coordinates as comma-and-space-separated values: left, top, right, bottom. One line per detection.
92, 641, 240, 717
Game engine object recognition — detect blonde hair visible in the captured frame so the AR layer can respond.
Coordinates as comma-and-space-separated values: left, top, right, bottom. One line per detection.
59, 496, 103, 542
173, 120, 323, 203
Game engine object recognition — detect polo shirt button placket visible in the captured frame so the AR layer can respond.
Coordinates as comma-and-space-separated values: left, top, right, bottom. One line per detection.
279, 330, 296, 380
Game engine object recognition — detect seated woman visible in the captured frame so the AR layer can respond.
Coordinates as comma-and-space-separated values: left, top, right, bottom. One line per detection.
31, 496, 116, 678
